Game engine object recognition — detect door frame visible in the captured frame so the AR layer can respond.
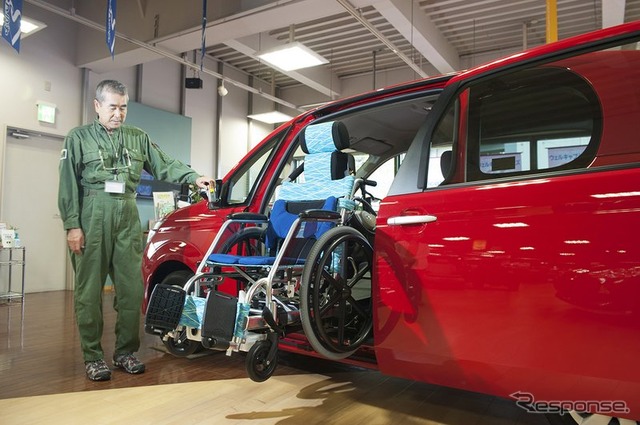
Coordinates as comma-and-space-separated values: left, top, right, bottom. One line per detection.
1, 125, 73, 291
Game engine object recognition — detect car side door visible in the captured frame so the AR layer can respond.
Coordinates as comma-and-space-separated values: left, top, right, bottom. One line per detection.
373, 34, 640, 412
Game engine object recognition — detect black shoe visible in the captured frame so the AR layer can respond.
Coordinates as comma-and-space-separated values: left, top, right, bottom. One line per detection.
85, 359, 112, 381
113, 353, 145, 374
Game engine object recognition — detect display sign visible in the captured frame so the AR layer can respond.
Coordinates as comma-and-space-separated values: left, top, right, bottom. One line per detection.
2, 0, 22, 52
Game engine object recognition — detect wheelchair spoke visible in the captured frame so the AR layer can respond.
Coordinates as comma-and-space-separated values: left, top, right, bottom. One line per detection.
346, 295, 368, 318
337, 299, 346, 344
322, 267, 347, 292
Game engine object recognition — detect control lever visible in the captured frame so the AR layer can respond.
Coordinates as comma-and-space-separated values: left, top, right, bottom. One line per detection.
204, 181, 216, 209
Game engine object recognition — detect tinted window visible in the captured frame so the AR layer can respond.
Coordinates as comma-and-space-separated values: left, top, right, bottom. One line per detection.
466, 66, 601, 181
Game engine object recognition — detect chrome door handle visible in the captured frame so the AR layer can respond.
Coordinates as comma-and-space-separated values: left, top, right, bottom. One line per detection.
387, 215, 437, 226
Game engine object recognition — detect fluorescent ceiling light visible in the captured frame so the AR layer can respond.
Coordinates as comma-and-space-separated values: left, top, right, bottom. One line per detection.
248, 111, 294, 124
0, 13, 46, 36
257, 41, 328, 71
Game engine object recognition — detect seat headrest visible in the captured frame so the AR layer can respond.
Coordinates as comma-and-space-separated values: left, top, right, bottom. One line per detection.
440, 150, 453, 180
300, 121, 350, 154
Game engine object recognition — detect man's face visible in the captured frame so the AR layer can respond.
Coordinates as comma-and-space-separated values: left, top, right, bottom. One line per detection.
94, 90, 128, 132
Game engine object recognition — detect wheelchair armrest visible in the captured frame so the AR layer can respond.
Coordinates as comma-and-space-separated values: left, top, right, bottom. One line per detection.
299, 209, 341, 221
227, 212, 268, 222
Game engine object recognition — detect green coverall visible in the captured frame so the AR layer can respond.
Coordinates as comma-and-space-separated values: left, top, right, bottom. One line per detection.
58, 120, 200, 362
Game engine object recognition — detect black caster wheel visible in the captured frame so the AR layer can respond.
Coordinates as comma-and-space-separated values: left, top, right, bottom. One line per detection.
162, 328, 203, 357
246, 340, 278, 382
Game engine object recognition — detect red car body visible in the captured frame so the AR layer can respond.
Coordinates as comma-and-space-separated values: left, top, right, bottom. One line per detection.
143, 21, 640, 420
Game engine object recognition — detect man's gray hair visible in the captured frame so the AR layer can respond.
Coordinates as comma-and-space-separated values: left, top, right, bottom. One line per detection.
95, 80, 128, 102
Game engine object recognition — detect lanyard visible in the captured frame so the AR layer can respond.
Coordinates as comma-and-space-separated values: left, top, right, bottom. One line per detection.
94, 123, 131, 174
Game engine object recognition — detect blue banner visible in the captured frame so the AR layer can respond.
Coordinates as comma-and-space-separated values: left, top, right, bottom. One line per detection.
106, 0, 116, 58
2, 0, 23, 53
201, 0, 207, 71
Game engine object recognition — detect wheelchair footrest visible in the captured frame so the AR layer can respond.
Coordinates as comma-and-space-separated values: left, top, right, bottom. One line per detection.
145, 284, 186, 335
201, 291, 237, 350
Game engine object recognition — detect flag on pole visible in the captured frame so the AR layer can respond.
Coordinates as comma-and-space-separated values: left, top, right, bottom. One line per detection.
2, 0, 23, 53
200, 0, 207, 71
106, 0, 116, 58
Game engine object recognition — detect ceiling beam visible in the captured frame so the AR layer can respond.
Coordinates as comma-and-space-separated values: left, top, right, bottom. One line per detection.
373, 0, 460, 73
602, 0, 626, 28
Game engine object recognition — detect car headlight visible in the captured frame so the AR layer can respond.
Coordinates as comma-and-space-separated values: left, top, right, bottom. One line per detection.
147, 218, 165, 244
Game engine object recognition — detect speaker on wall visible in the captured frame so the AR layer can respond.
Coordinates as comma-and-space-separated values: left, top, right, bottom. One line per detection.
185, 78, 203, 89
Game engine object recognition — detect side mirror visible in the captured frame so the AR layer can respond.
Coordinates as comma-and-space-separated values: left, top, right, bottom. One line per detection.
206, 179, 224, 210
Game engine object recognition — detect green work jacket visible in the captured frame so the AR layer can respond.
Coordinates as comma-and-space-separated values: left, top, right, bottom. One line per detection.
58, 120, 200, 230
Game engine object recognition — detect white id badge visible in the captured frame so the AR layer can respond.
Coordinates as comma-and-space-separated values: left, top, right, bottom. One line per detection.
104, 180, 126, 194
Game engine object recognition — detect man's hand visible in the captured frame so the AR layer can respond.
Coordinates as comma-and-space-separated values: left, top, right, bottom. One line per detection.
67, 228, 85, 255
195, 176, 215, 189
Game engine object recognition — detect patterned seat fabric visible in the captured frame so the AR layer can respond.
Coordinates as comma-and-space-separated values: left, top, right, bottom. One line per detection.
278, 121, 355, 201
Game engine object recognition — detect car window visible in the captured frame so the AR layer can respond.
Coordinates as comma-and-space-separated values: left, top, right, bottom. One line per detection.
353, 152, 405, 210
402, 41, 640, 193
226, 128, 287, 205
426, 102, 456, 188
465, 65, 600, 181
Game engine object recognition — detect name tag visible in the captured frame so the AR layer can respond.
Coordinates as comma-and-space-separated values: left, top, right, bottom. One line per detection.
105, 180, 125, 194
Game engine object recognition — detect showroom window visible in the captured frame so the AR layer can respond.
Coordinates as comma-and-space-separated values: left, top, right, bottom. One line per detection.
465, 66, 601, 182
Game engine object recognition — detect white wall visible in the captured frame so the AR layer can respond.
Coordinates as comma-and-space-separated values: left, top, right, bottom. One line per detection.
185, 56, 219, 177
139, 60, 183, 114
0, 7, 81, 139
1, 1, 436, 193
0, 5, 82, 216
218, 66, 252, 177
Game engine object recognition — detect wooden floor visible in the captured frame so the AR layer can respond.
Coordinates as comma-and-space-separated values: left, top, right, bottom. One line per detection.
0, 291, 548, 425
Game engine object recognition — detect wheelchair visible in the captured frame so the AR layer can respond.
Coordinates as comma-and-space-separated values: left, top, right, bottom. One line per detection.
145, 120, 377, 382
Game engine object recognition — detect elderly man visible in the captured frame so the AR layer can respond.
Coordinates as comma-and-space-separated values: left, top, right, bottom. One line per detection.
58, 79, 213, 381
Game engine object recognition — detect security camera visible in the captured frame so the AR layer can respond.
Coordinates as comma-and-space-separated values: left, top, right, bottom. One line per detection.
218, 83, 228, 97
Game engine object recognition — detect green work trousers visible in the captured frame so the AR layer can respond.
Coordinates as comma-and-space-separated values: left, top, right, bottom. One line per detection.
70, 191, 144, 362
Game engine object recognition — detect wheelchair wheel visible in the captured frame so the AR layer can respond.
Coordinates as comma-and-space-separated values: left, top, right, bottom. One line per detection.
163, 327, 202, 357
300, 226, 373, 360
219, 227, 265, 257
246, 340, 278, 382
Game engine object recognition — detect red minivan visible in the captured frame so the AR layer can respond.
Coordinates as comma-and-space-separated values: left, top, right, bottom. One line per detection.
143, 21, 640, 424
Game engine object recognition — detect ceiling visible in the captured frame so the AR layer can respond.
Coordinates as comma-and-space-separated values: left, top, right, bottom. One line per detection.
28, 0, 640, 108
204, 0, 640, 94
201, 0, 640, 101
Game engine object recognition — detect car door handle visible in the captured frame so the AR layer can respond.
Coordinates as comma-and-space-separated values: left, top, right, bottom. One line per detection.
387, 215, 437, 226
